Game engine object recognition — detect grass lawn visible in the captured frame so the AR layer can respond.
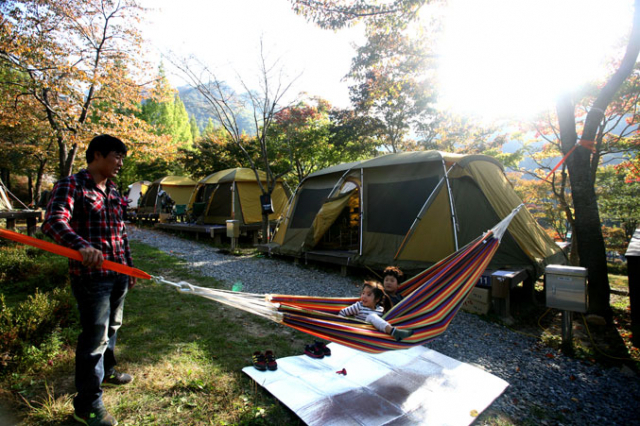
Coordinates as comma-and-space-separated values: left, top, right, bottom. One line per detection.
3, 241, 307, 425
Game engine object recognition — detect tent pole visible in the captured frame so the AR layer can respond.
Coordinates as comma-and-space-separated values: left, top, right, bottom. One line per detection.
443, 160, 459, 251
0, 178, 14, 210
153, 185, 160, 215
359, 168, 363, 256
328, 168, 354, 199
393, 176, 446, 260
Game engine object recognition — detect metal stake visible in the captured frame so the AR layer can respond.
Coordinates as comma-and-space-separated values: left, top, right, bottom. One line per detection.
561, 310, 573, 354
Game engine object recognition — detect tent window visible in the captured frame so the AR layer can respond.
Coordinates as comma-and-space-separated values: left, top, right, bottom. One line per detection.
290, 188, 332, 229
366, 177, 440, 235
206, 183, 232, 217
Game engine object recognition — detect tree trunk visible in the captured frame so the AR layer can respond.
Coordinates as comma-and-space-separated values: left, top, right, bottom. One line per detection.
57, 138, 67, 179
556, 96, 611, 319
57, 137, 79, 178
553, 0, 640, 320
34, 158, 47, 206
27, 174, 33, 205
63, 143, 78, 178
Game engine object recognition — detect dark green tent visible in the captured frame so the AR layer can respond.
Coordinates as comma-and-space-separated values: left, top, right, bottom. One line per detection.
269, 151, 565, 277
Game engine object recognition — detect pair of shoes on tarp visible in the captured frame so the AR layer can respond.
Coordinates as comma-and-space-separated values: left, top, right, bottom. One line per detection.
252, 350, 277, 371
304, 341, 331, 359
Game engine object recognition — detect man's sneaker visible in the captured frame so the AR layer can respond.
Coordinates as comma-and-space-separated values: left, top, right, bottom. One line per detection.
314, 341, 331, 356
102, 371, 133, 387
304, 344, 324, 359
252, 351, 267, 371
73, 406, 118, 426
265, 350, 278, 371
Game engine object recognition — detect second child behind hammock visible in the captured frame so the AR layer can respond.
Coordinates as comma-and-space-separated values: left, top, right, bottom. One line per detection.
339, 281, 414, 341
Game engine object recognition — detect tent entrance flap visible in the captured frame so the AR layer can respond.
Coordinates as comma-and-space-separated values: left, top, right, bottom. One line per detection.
303, 188, 360, 251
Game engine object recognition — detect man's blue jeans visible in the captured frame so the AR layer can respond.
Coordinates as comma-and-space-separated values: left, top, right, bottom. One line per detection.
70, 274, 128, 412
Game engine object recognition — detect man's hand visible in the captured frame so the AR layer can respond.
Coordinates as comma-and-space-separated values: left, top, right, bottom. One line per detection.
129, 277, 136, 289
78, 246, 104, 268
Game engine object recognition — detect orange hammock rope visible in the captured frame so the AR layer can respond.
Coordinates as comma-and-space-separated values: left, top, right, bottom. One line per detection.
0, 228, 151, 280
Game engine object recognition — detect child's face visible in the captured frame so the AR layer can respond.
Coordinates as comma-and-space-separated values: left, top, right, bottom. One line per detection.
360, 287, 379, 309
383, 275, 399, 295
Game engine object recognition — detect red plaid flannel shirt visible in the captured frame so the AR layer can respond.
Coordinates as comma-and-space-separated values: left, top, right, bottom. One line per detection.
42, 169, 133, 278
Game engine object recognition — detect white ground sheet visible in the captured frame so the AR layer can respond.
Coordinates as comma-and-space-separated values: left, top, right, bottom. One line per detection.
243, 343, 509, 425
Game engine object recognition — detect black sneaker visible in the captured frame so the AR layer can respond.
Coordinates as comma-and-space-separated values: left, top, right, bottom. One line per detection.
252, 351, 267, 371
73, 406, 118, 426
314, 341, 331, 356
304, 344, 324, 359
102, 371, 133, 387
265, 350, 278, 371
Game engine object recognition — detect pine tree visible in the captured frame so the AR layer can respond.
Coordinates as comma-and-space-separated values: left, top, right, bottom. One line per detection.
172, 95, 193, 146
189, 116, 200, 141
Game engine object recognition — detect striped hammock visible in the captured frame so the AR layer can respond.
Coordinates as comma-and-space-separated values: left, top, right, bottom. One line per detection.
159, 205, 523, 353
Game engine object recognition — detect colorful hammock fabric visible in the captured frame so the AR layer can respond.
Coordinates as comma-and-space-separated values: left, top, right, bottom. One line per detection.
158, 205, 524, 354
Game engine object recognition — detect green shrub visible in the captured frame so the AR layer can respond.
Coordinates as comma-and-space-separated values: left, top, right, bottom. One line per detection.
0, 245, 38, 284
0, 287, 76, 375
0, 242, 68, 294
607, 260, 628, 276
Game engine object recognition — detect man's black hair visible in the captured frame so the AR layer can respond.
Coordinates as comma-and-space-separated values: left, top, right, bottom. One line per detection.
86, 134, 127, 164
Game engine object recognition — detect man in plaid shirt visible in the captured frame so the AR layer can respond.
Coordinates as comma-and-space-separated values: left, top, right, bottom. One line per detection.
43, 135, 135, 426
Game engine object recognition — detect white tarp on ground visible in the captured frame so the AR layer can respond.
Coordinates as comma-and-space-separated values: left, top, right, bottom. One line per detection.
243, 343, 509, 426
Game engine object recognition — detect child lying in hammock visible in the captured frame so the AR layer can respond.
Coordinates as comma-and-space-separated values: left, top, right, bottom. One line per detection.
339, 281, 414, 341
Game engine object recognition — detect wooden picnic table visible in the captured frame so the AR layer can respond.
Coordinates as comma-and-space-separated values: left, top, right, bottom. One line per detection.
0, 210, 44, 236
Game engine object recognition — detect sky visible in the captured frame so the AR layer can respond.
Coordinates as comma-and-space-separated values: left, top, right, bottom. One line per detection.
139, 0, 635, 121
139, 0, 364, 109
437, 0, 634, 121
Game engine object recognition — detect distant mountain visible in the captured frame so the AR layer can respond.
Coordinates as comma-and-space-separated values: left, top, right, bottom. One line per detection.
177, 85, 254, 135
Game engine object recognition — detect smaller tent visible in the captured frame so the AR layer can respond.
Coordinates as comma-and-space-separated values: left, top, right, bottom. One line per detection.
138, 176, 196, 217
126, 180, 151, 211
187, 168, 289, 225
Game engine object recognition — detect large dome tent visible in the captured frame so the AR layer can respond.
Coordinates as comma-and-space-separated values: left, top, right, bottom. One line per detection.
269, 151, 566, 278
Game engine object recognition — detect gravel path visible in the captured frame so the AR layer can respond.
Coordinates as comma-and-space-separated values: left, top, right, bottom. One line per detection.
129, 225, 640, 426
